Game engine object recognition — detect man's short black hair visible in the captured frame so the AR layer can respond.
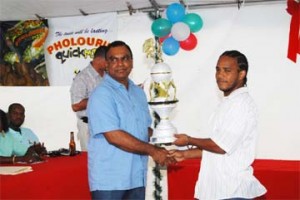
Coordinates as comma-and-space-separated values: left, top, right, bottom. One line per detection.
94, 45, 107, 59
221, 50, 248, 85
8, 103, 24, 113
105, 40, 133, 60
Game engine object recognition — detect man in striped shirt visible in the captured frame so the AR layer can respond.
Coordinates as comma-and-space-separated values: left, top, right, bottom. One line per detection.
170, 50, 267, 200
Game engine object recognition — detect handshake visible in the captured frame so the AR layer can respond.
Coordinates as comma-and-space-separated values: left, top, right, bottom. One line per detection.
150, 133, 194, 166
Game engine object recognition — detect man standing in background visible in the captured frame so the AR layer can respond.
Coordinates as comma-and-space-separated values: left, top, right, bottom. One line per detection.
70, 46, 107, 151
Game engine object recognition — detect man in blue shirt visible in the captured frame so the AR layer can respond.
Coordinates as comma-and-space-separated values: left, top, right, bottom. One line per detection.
8, 103, 40, 148
87, 41, 172, 200
0, 109, 44, 164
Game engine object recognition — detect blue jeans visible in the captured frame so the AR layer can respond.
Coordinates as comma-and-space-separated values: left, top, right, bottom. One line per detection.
91, 187, 145, 200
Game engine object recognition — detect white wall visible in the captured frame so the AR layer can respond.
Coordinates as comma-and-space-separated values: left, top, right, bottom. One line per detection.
1, 2, 299, 160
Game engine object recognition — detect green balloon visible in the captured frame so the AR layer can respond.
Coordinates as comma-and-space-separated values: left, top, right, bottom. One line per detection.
151, 18, 172, 37
182, 13, 203, 33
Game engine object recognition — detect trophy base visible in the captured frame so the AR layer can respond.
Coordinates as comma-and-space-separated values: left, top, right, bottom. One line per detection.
150, 135, 175, 145
149, 100, 178, 145
150, 126, 176, 145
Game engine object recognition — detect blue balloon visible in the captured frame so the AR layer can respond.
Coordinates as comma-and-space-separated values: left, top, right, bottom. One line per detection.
166, 3, 185, 23
162, 37, 180, 56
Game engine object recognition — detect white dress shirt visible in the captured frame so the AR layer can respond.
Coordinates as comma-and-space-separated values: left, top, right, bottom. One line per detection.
195, 87, 267, 199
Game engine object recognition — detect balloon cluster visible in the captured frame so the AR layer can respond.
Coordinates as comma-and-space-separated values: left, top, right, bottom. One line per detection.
151, 3, 203, 56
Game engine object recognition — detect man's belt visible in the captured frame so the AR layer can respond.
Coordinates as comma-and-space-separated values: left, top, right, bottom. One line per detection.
81, 116, 88, 123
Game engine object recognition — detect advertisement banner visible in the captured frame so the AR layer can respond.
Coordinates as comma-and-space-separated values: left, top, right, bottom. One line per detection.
0, 20, 49, 86
44, 12, 117, 85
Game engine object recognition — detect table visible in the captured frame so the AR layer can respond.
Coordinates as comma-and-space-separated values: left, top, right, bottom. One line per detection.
1, 154, 299, 200
168, 159, 300, 200
0, 152, 90, 199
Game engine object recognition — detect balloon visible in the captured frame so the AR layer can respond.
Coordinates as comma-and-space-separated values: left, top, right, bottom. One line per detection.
180, 33, 198, 51
159, 33, 171, 43
171, 22, 190, 41
151, 18, 172, 37
182, 13, 203, 33
166, 3, 185, 23
162, 37, 180, 56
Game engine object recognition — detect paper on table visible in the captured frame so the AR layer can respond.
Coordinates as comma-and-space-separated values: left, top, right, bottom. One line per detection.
0, 166, 33, 175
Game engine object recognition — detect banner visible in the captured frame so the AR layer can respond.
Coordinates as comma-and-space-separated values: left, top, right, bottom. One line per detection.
44, 12, 117, 85
0, 20, 49, 86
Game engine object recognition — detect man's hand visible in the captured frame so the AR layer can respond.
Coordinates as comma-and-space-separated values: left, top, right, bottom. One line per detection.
23, 145, 44, 163
31, 142, 47, 156
150, 146, 168, 166
173, 134, 190, 146
150, 146, 177, 166
21, 143, 47, 163
168, 148, 202, 161
168, 149, 185, 162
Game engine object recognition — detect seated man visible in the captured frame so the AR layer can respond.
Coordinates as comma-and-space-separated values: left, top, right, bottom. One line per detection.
8, 103, 39, 148
0, 109, 44, 164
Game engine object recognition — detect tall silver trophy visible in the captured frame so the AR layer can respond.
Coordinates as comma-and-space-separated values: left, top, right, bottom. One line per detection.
149, 62, 178, 144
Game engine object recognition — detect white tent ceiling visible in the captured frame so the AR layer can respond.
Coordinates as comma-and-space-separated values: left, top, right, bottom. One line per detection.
0, 0, 284, 21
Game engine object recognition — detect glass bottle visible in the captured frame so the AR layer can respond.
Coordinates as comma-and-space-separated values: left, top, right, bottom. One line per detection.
69, 131, 76, 156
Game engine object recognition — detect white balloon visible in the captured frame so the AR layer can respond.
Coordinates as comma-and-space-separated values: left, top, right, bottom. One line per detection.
171, 22, 190, 41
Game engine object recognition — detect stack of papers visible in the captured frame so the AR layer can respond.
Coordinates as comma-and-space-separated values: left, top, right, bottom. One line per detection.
0, 166, 33, 175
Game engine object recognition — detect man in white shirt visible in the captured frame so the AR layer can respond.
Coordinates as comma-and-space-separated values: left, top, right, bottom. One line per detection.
170, 50, 267, 200
70, 46, 107, 151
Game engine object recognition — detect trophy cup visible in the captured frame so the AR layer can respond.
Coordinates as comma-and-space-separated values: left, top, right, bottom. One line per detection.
149, 62, 178, 144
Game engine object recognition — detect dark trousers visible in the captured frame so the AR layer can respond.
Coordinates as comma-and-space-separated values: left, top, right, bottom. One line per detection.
91, 187, 145, 200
